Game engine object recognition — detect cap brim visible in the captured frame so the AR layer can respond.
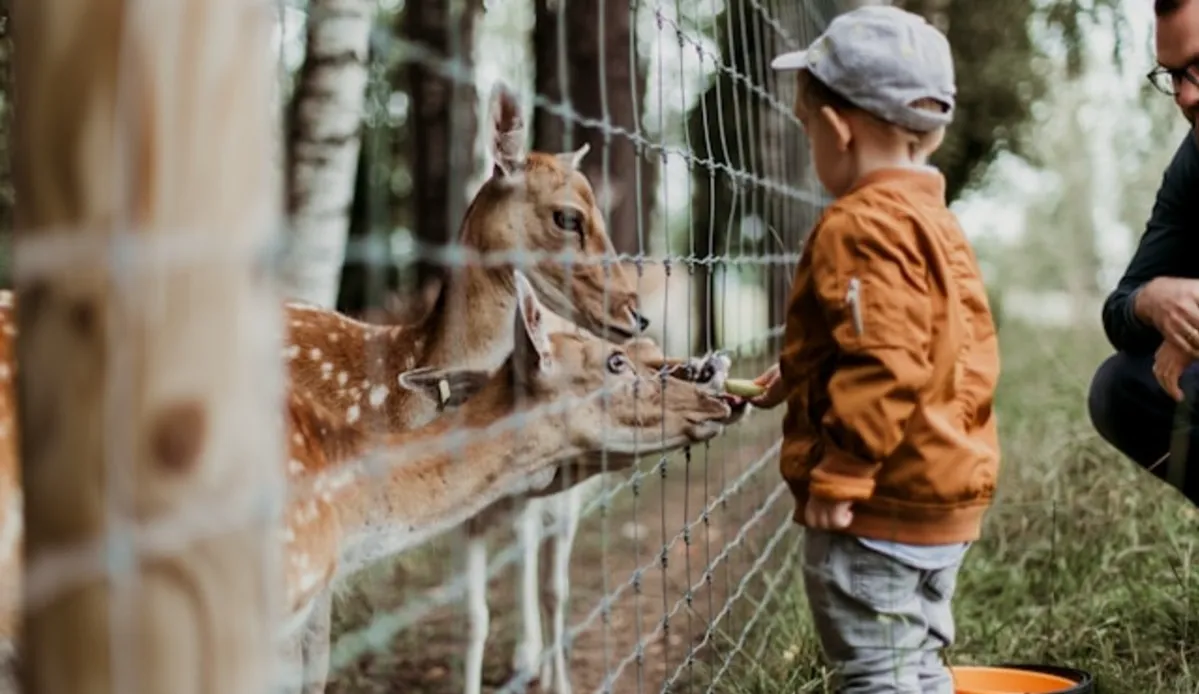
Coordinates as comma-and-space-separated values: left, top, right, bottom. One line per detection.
770, 50, 810, 71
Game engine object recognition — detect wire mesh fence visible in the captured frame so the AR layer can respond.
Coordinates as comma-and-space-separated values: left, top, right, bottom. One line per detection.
294, 1, 836, 692
2, 0, 836, 693
4, 0, 1198, 694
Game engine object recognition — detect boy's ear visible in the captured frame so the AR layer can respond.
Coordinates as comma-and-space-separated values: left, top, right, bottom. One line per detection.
818, 105, 853, 152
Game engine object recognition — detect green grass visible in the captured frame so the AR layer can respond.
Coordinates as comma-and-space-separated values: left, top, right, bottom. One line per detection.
696, 320, 1199, 693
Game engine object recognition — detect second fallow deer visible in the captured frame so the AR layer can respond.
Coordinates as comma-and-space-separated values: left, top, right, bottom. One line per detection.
471, 342, 747, 694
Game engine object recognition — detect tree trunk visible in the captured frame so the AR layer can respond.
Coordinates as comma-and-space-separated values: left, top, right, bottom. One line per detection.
279, 0, 376, 308
532, 0, 654, 256
685, 0, 821, 353
11, 0, 284, 692
405, 0, 483, 297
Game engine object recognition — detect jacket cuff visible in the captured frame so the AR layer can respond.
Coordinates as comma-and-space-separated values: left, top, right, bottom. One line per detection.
1124, 287, 1149, 330
808, 445, 883, 502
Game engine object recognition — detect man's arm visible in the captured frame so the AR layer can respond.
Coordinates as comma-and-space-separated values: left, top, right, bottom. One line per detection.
804, 210, 934, 503
1102, 133, 1199, 355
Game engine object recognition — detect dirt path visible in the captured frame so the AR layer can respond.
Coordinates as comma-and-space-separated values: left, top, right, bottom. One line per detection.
326, 412, 798, 694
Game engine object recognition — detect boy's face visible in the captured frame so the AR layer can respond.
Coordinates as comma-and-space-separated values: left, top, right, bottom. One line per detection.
793, 82, 855, 197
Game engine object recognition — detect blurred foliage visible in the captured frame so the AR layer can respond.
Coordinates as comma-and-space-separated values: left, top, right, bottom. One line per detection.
899, 0, 1129, 202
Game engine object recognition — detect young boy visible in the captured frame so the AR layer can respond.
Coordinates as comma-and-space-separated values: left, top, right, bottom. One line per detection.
749, 6, 1002, 693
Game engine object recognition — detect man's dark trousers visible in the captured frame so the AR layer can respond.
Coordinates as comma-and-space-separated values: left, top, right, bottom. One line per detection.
1089, 352, 1199, 505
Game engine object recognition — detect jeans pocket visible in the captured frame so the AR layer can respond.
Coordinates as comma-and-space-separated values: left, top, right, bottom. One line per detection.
921, 566, 958, 604
848, 548, 914, 612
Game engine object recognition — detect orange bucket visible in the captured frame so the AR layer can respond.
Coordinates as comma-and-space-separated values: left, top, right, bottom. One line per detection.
950, 665, 1080, 694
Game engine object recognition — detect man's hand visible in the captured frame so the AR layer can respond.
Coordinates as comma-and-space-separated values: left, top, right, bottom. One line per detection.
1136, 277, 1199, 356
804, 496, 854, 530
1154, 340, 1194, 402
748, 363, 787, 410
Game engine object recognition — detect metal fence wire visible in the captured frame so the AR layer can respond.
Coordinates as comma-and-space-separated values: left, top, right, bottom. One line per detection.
7, 0, 837, 693
8, 2, 1199, 694
285, 1, 832, 692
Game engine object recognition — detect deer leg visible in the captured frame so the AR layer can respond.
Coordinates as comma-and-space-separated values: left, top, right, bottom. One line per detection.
299, 591, 332, 694
275, 642, 303, 694
544, 490, 581, 694
512, 499, 545, 684
276, 615, 309, 694
464, 529, 490, 694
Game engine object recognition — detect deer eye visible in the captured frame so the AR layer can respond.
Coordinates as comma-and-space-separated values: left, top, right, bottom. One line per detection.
553, 209, 585, 234
698, 362, 716, 383
606, 352, 629, 374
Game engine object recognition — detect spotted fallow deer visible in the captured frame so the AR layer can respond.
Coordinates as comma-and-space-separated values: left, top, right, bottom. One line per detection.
345, 293, 747, 694
0, 273, 734, 694
280, 79, 648, 442
277, 81, 670, 692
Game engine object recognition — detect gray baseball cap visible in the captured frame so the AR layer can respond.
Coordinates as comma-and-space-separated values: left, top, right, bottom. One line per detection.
771, 5, 955, 133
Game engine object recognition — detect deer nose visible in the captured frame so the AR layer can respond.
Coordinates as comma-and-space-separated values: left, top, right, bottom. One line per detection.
630, 309, 650, 332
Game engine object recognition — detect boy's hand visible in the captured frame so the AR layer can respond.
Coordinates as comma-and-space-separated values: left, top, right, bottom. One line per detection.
749, 363, 786, 409
804, 496, 854, 530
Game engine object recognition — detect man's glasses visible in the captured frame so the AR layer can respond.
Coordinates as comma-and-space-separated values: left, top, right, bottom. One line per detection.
1147, 63, 1199, 96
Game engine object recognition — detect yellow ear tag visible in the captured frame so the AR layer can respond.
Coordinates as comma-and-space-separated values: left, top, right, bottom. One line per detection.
438, 379, 451, 406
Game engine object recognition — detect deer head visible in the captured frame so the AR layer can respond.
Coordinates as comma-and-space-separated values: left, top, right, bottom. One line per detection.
411, 272, 730, 459
458, 81, 647, 342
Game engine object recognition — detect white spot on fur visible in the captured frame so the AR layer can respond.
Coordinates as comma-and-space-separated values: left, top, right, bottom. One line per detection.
284, 345, 300, 360
309, 347, 322, 360
288, 459, 304, 475
368, 385, 389, 408
298, 570, 322, 594
337, 372, 349, 386
329, 333, 340, 343
347, 405, 361, 424
321, 362, 334, 379
292, 433, 304, 446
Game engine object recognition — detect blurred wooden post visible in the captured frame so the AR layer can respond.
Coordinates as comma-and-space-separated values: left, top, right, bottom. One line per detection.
10, 0, 285, 693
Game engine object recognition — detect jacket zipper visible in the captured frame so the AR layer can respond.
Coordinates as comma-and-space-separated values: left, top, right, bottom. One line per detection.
846, 276, 864, 336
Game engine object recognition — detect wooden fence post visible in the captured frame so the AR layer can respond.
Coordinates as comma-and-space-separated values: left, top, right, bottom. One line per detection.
10, 0, 285, 692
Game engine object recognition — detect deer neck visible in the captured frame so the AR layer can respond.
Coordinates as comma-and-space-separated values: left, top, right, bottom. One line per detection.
284, 262, 517, 435
421, 263, 517, 373
329, 378, 572, 577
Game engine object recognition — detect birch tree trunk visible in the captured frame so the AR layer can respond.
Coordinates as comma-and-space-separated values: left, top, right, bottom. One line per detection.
11, 0, 284, 692
279, 0, 376, 308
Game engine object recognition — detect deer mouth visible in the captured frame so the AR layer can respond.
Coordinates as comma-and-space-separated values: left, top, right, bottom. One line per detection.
685, 394, 734, 426
685, 419, 726, 443
593, 306, 645, 341
717, 394, 749, 425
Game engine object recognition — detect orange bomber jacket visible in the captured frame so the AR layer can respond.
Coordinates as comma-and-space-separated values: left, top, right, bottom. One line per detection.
778, 167, 1002, 546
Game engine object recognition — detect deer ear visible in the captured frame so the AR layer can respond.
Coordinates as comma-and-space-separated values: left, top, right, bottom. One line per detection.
513, 270, 553, 374
555, 142, 590, 171
398, 366, 492, 410
488, 81, 526, 177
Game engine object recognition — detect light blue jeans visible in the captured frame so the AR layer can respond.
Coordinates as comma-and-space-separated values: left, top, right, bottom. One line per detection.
801, 528, 963, 694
